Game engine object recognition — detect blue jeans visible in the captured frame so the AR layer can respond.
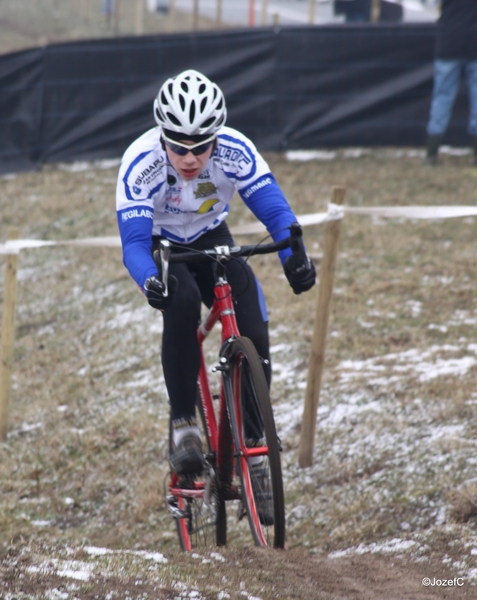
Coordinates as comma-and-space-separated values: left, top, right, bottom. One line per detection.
427, 60, 477, 136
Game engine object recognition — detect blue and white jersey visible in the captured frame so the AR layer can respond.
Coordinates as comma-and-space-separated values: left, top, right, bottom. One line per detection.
116, 125, 297, 289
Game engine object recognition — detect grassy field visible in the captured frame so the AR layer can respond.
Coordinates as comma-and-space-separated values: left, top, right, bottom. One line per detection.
1, 147, 477, 597
0, 0, 219, 55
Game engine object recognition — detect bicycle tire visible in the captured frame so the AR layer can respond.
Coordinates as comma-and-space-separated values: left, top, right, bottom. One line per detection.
168, 389, 218, 551
214, 397, 232, 546
225, 336, 285, 548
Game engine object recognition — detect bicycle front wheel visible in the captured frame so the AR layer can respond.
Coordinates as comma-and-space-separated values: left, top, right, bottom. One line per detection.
226, 336, 285, 548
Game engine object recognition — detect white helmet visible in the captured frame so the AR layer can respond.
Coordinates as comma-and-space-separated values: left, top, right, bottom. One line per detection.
153, 69, 227, 136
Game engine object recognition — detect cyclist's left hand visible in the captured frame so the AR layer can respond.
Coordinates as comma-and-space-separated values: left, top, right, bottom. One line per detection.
284, 254, 316, 295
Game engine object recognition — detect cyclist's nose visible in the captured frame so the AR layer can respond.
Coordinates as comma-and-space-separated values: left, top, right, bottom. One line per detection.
183, 152, 198, 164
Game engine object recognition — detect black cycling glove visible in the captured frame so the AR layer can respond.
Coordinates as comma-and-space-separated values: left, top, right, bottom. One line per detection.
144, 275, 178, 310
284, 254, 316, 295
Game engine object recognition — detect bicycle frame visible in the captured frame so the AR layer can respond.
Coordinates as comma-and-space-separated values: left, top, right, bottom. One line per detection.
160, 230, 302, 549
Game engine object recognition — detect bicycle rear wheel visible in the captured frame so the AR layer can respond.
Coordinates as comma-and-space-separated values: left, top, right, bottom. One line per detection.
226, 336, 285, 548
167, 390, 218, 551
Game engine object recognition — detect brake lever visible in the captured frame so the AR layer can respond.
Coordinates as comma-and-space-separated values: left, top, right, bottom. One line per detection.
289, 222, 307, 260
160, 239, 171, 297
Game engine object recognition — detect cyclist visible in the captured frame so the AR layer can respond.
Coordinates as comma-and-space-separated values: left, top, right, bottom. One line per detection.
116, 69, 316, 482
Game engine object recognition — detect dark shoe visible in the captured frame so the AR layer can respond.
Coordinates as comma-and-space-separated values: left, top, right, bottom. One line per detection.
170, 432, 204, 476
422, 134, 442, 165
250, 462, 274, 526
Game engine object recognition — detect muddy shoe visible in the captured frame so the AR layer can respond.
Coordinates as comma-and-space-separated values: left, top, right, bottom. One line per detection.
250, 463, 274, 526
170, 432, 204, 476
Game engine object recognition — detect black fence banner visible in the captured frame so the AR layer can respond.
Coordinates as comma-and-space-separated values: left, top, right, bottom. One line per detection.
0, 24, 471, 174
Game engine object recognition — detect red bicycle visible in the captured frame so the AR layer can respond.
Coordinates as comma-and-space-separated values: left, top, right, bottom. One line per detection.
159, 224, 307, 550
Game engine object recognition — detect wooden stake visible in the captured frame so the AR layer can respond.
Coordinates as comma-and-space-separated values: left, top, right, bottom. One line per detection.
261, 0, 268, 26
0, 227, 20, 440
193, 0, 199, 31
168, 0, 176, 33
371, 0, 381, 22
308, 0, 315, 24
114, 0, 121, 35
136, 0, 145, 35
298, 187, 345, 468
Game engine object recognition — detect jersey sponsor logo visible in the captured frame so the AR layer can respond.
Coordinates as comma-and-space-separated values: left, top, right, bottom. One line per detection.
133, 185, 141, 194
197, 198, 219, 214
165, 186, 182, 205
167, 174, 177, 185
121, 208, 153, 222
198, 169, 211, 180
194, 182, 218, 198
165, 203, 185, 215
242, 177, 272, 200
134, 158, 164, 186
217, 145, 252, 168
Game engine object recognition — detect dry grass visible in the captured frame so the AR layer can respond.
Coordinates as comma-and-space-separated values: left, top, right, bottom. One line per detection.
1, 149, 477, 594
0, 0, 222, 56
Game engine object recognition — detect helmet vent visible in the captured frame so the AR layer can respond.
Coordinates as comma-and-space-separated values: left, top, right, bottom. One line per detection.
181, 81, 189, 92
201, 117, 215, 129
199, 83, 206, 94
200, 97, 207, 112
166, 112, 181, 126
217, 98, 223, 110
189, 100, 196, 123
179, 94, 186, 111
161, 91, 169, 106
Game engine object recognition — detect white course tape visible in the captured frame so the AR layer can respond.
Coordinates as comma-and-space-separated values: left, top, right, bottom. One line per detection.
230, 203, 341, 235
345, 205, 477, 219
0, 236, 121, 255
1, 205, 476, 254
230, 212, 329, 235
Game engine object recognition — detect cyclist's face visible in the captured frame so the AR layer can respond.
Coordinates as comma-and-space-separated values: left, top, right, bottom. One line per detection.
165, 139, 214, 181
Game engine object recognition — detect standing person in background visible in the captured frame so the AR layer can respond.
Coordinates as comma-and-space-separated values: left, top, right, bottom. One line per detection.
102, 0, 115, 27
424, 0, 477, 165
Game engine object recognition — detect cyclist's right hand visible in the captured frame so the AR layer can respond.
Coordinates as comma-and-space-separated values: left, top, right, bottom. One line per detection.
144, 275, 178, 310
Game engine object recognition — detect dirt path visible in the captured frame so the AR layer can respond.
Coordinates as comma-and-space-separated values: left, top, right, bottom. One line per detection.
1, 544, 473, 599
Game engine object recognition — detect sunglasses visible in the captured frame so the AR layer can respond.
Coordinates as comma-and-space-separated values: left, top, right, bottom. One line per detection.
162, 132, 216, 156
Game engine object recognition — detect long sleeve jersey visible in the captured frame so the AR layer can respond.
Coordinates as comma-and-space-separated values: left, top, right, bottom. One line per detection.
116, 125, 298, 289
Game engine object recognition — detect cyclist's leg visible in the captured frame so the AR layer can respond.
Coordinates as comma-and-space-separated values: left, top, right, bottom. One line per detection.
162, 262, 204, 474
